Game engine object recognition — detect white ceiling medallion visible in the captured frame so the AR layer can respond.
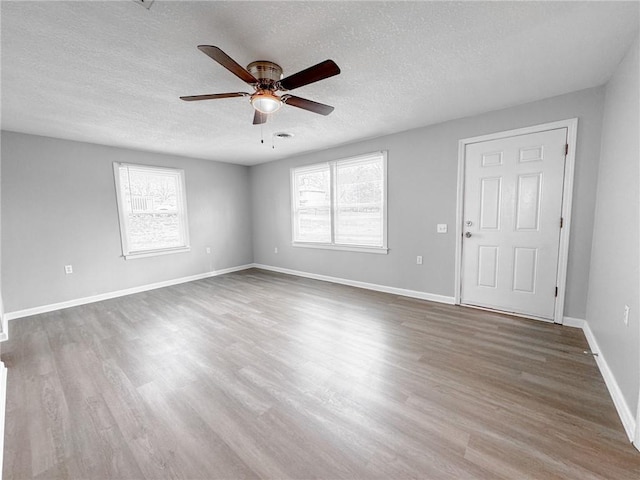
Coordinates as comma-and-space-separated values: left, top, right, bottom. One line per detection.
132, 0, 154, 10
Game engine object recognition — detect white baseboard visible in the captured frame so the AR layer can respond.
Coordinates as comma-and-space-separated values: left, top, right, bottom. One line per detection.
251, 263, 456, 305
571, 317, 636, 443
636, 389, 640, 451
0, 360, 7, 479
6, 262, 454, 323
5, 264, 254, 322
561, 316, 585, 329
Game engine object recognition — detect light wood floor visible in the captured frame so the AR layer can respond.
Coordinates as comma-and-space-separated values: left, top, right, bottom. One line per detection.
2, 268, 639, 479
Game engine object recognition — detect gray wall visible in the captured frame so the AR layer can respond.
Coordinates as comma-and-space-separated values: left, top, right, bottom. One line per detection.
3, 86, 608, 321
251, 86, 605, 320
586, 37, 639, 419
1, 132, 253, 312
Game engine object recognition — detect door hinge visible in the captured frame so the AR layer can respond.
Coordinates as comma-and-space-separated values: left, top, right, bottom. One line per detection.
565, 144, 569, 156
555, 287, 558, 297
560, 217, 563, 228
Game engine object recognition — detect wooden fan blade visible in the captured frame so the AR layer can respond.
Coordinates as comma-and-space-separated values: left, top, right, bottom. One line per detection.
278, 60, 340, 91
253, 110, 268, 125
282, 95, 334, 115
197, 45, 258, 85
180, 92, 249, 101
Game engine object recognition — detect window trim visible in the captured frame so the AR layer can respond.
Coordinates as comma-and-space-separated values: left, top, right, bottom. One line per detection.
290, 151, 388, 254
113, 162, 191, 260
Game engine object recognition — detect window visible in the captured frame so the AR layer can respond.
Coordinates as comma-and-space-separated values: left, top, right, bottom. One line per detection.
113, 163, 190, 259
291, 151, 387, 253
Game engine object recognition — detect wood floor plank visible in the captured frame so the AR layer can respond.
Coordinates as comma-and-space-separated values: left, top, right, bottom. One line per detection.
3, 268, 639, 479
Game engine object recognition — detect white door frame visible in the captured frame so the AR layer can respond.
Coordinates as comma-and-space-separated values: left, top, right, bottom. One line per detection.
454, 118, 578, 324
635, 303, 640, 451
636, 376, 640, 451
0, 293, 6, 342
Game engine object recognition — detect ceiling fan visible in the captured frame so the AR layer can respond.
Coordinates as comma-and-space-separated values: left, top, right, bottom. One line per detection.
180, 46, 341, 125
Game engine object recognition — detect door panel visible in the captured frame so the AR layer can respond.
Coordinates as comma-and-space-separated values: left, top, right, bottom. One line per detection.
519, 145, 544, 163
480, 177, 502, 229
477, 246, 499, 288
513, 247, 538, 293
460, 128, 567, 320
515, 174, 542, 230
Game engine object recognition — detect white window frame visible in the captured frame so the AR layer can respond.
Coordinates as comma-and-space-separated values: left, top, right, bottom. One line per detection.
291, 151, 388, 254
113, 162, 190, 260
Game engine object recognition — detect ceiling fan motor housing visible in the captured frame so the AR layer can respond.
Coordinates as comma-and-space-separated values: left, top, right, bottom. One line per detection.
247, 61, 283, 89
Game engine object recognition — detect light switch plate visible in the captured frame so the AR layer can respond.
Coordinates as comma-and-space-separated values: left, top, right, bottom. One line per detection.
437, 224, 448, 233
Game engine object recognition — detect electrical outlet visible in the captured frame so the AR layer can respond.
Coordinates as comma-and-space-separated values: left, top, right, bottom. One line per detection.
64, 265, 73, 274
437, 224, 448, 233
623, 305, 630, 326
274, 247, 278, 254
206, 247, 211, 254
416, 256, 423, 265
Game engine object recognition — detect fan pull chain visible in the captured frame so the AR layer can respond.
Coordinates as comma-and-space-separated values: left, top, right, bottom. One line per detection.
260, 124, 264, 144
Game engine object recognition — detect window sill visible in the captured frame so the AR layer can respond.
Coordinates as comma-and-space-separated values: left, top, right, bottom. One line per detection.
124, 246, 191, 260
292, 242, 388, 254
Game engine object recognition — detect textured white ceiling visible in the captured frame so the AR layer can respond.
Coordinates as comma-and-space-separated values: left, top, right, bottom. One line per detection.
1, 1, 638, 165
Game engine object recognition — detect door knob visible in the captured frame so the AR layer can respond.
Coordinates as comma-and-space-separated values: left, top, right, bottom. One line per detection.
465, 232, 472, 238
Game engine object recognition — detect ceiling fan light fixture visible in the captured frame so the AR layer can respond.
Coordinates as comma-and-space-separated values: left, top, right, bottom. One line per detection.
181, 46, 340, 124
251, 91, 282, 114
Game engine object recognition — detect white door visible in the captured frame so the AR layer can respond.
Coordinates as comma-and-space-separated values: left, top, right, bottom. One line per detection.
460, 128, 567, 320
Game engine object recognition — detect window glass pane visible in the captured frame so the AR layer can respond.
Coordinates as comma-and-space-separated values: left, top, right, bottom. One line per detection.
116, 164, 189, 255
293, 166, 331, 243
335, 158, 384, 246
290, 152, 386, 251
